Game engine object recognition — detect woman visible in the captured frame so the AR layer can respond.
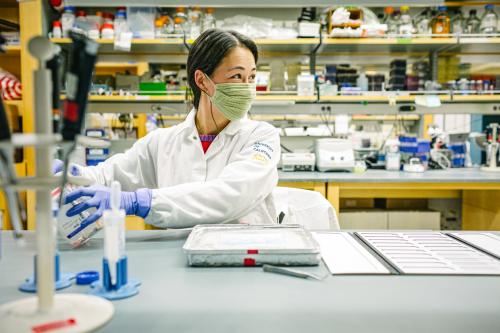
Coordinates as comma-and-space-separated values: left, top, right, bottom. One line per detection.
63, 29, 280, 228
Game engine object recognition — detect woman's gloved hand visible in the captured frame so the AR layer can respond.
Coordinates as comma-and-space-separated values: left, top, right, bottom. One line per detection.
52, 159, 64, 174
65, 185, 152, 226
52, 159, 81, 176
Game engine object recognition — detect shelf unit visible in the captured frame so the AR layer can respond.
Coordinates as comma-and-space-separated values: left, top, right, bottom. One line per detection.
51, 36, 500, 54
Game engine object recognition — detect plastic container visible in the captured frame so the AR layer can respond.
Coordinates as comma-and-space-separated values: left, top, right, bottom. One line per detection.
52, 21, 62, 38
432, 6, 450, 35
53, 183, 101, 248
127, 7, 155, 39
481, 4, 498, 34
101, 23, 114, 39
183, 225, 321, 267
61, 6, 75, 38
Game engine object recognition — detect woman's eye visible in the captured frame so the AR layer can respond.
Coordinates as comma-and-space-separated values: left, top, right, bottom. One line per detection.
230, 74, 242, 79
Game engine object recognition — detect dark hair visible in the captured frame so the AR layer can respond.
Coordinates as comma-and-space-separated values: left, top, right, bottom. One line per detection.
187, 29, 258, 109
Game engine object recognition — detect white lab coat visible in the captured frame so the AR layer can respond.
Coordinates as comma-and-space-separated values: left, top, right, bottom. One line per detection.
79, 110, 281, 228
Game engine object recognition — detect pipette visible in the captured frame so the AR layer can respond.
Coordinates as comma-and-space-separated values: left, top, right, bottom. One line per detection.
103, 181, 125, 286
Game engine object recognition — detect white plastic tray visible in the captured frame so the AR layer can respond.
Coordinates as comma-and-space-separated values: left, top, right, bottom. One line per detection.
183, 224, 321, 267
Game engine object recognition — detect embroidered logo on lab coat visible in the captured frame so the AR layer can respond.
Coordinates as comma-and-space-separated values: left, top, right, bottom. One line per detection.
251, 142, 274, 164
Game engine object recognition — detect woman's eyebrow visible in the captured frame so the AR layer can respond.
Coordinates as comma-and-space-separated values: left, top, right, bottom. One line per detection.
227, 66, 257, 71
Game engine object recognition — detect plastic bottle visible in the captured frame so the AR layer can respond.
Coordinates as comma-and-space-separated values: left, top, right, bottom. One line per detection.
451, 9, 464, 34
480, 4, 498, 34
432, 6, 451, 35
399, 6, 414, 35
52, 21, 62, 38
465, 9, 481, 34
416, 9, 432, 34
61, 6, 75, 38
202, 8, 216, 32
101, 22, 114, 39
188, 6, 202, 39
357, 73, 369, 91
383, 7, 397, 35
74, 10, 88, 35
114, 11, 128, 38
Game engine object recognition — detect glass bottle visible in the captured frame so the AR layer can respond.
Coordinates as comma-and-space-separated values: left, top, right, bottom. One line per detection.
432, 6, 450, 35
451, 9, 464, 34
416, 9, 432, 34
188, 6, 202, 39
465, 9, 481, 34
480, 4, 498, 34
174, 7, 189, 35
384, 7, 398, 35
399, 6, 414, 35
202, 8, 216, 32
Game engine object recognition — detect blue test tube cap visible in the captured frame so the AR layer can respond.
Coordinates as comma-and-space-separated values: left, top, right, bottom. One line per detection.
76, 271, 100, 285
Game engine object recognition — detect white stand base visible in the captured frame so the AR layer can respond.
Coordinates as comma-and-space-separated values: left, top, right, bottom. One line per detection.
481, 166, 500, 172
0, 294, 114, 333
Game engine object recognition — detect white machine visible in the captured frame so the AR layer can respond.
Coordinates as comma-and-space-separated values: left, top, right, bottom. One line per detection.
315, 138, 355, 172
471, 123, 500, 172
281, 153, 316, 172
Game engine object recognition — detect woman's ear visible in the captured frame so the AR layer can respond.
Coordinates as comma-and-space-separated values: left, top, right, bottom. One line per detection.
194, 69, 214, 96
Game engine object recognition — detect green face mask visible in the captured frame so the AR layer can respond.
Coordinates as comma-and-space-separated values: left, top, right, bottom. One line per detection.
204, 74, 256, 121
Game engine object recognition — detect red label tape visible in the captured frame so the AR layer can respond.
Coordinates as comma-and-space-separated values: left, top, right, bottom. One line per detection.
32, 318, 77, 333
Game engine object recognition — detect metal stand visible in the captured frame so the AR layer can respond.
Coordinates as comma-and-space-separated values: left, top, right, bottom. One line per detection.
0, 37, 113, 333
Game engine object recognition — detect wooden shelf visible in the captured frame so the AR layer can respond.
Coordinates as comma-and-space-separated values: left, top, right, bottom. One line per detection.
1, 45, 21, 55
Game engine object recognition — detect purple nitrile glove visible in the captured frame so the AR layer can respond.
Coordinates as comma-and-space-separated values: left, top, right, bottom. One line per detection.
52, 159, 81, 176
52, 159, 64, 174
65, 185, 152, 226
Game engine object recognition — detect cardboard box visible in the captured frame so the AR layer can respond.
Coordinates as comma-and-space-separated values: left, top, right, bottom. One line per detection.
339, 210, 388, 230
387, 211, 441, 230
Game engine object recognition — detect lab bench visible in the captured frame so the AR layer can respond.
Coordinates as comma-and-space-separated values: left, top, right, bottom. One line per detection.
1, 231, 499, 333
278, 168, 500, 230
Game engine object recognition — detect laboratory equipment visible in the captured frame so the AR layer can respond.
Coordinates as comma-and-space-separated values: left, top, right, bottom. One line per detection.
480, 4, 498, 34
415, 9, 432, 34
183, 224, 322, 267
89, 181, 140, 300
0, 36, 113, 333
262, 264, 327, 280
465, 9, 481, 34
298, 22, 320, 37
398, 6, 414, 35
432, 6, 451, 35
471, 123, 500, 172
451, 9, 464, 34
19, 253, 75, 292
54, 183, 100, 248
0, 96, 25, 243
281, 153, 316, 172
61, 6, 75, 38
403, 157, 425, 173
76, 271, 100, 285
315, 138, 355, 172
297, 74, 315, 96
202, 7, 216, 32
